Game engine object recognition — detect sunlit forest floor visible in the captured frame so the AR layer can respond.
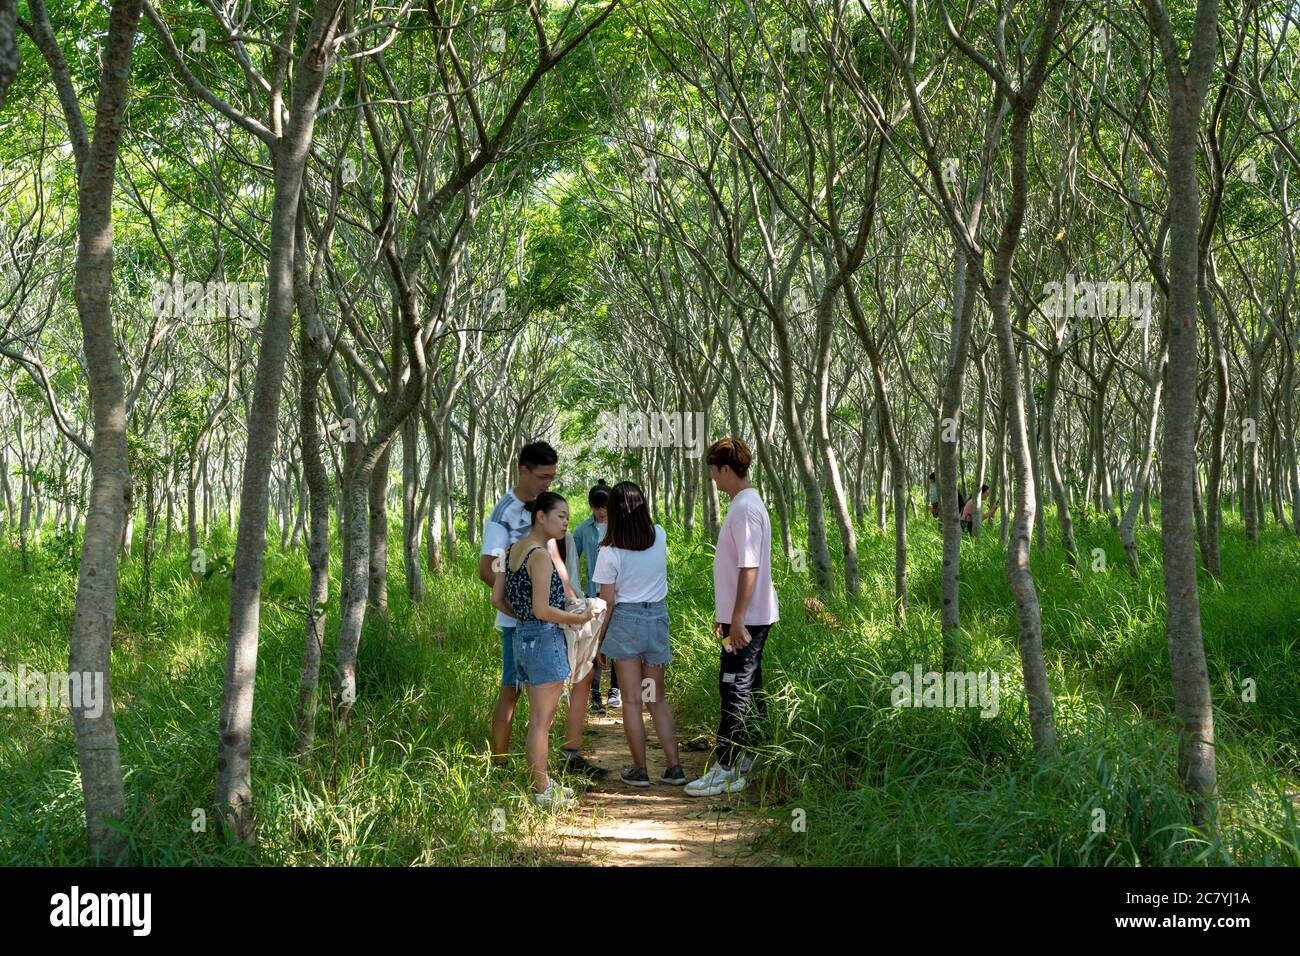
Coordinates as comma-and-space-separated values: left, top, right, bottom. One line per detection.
3, 502, 1298, 865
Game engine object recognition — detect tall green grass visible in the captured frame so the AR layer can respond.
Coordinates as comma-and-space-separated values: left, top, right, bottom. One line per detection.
1, 503, 1297, 865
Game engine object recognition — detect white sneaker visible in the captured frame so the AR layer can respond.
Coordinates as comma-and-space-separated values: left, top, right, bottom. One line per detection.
607, 689, 622, 708
531, 781, 577, 810
685, 763, 746, 797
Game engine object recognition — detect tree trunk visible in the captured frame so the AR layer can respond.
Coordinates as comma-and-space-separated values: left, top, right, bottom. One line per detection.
402, 415, 425, 602
988, 83, 1060, 759
1237, 340, 1268, 541
215, 2, 345, 844
845, 283, 907, 617
812, 285, 860, 596
1117, 345, 1167, 575
939, 253, 978, 669
38, 0, 145, 865
1147, 0, 1219, 830
0, 0, 18, 109
367, 442, 390, 615
1042, 351, 1077, 563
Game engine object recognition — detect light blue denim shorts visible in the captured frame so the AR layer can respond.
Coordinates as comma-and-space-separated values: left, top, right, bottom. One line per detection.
601, 600, 671, 666
512, 619, 570, 687
499, 626, 516, 688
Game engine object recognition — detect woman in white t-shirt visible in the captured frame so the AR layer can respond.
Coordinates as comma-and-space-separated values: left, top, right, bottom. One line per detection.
592, 481, 685, 788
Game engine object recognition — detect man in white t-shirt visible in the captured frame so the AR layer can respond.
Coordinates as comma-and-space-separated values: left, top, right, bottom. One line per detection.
479, 441, 557, 767
687, 436, 779, 798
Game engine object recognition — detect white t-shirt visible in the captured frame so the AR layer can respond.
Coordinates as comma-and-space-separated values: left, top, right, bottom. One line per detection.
482, 491, 534, 628
592, 525, 669, 604
713, 488, 778, 626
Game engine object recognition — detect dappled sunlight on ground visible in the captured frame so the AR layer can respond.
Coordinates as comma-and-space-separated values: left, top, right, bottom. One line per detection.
555, 715, 777, 866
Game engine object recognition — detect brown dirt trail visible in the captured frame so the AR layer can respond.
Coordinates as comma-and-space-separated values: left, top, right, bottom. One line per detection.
554, 712, 775, 866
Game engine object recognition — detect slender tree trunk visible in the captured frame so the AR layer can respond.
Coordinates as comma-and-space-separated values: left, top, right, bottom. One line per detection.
846, 284, 907, 617
1242, 340, 1263, 541
293, 237, 332, 754
1117, 346, 1167, 575
215, 2, 345, 844
1147, 0, 1219, 830
812, 288, 860, 596
1042, 352, 1077, 563
402, 415, 425, 602
939, 254, 978, 669
37, 0, 144, 865
368, 442, 390, 615
972, 357, 987, 538
1282, 341, 1300, 539
0, 0, 18, 109
988, 85, 1060, 759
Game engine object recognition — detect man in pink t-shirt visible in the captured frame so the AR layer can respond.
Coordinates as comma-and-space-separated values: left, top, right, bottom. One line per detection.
686, 436, 779, 798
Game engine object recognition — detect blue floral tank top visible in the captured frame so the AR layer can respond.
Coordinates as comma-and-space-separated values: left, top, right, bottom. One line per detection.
505, 544, 565, 621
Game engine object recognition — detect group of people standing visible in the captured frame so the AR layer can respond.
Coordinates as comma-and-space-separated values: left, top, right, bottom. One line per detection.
927, 471, 998, 534
478, 436, 779, 810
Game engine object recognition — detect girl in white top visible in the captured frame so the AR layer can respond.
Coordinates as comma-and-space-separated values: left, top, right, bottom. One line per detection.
592, 481, 685, 787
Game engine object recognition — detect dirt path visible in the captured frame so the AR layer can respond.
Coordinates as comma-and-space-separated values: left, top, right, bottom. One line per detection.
555, 712, 773, 866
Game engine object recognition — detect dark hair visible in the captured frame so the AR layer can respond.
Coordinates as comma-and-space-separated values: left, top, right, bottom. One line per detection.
601, 481, 655, 551
706, 435, 752, 478
588, 480, 611, 509
928, 472, 936, 481
526, 491, 567, 559
980, 484, 990, 493
519, 441, 558, 469
526, 490, 567, 518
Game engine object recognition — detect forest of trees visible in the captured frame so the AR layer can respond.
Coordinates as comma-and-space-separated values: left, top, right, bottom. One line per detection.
1, 0, 1298, 872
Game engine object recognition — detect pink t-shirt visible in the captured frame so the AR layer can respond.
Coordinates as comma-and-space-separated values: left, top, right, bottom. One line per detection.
713, 487, 779, 626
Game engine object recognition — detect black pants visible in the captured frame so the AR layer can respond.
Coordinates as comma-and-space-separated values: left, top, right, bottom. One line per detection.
715, 622, 772, 768
591, 658, 618, 697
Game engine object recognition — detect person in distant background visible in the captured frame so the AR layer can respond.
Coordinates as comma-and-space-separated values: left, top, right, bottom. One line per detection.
961, 483, 996, 535
927, 471, 940, 518
573, 480, 618, 714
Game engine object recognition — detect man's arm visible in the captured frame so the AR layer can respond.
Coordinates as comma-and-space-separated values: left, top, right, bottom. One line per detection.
727, 567, 758, 649
490, 566, 511, 616
725, 510, 763, 649
478, 554, 498, 589
479, 519, 508, 588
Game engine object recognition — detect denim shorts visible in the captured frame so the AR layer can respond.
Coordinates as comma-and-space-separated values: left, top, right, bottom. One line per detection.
499, 626, 516, 688
512, 619, 570, 687
601, 600, 671, 666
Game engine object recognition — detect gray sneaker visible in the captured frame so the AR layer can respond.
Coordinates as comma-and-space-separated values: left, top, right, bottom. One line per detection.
620, 766, 651, 788
660, 764, 687, 786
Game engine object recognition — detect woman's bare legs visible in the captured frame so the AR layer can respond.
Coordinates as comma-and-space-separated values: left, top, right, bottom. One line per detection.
563, 668, 596, 750
525, 681, 564, 792
613, 658, 647, 767
614, 660, 679, 770
643, 664, 680, 767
